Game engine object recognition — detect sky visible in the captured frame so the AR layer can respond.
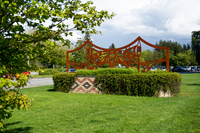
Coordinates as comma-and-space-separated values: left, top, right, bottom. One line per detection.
66, 0, 200, 50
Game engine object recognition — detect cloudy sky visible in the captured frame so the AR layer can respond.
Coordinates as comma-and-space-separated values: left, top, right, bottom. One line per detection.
67, 0, 200, 50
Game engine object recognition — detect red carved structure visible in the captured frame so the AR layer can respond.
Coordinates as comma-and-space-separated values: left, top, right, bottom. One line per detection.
66, 36, 169, 72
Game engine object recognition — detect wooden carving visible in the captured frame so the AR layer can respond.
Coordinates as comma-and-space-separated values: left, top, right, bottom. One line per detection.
66, 36, 169, 72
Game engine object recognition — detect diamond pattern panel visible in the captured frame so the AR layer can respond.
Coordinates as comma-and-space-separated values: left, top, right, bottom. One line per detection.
70, 77, 100, 94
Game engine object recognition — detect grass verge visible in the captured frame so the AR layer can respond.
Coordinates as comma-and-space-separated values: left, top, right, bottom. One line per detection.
4, 74, 200, 133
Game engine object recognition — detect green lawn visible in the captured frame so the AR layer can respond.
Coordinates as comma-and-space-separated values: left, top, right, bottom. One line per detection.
4, 74, 200, 133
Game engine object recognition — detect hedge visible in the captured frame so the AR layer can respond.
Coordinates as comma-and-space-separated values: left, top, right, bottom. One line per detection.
53, 71, 182, 97
76, 67, 139, 76
95, 73, 182, 97
53, 73, 76, 92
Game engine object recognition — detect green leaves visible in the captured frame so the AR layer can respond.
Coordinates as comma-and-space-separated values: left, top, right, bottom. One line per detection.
96, 73, 182, 97
53, 73, 76, 92
0, 74, 32, 131
0, 0, 115, 73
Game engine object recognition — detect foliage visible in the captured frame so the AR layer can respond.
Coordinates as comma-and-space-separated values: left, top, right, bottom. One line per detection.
71, 39, 87, 64
95, 73, 182, 97
156, 40, 183, 56
76, 69, 99, 76
53, 73, 76, 92
38, 42, 69, 68
0, 74, 32, 131
191, 30, 200, 65
169, 50, 197, 66
0, 0, 115, 73
176, 50, 197, 66
109, 43, 116, 49
141, 39, 197, 66
76, 68, 139, 76
140, 49, 165, 65
182, 44, 191, 52
146, 70, 168, 73
39, 69, 60, 75
70, 33, 93, 64
98, 68, 139, 74
54, 68, 181, 97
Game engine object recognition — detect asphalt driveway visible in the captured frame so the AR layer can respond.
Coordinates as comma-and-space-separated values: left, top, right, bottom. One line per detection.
24, 77, 53, 88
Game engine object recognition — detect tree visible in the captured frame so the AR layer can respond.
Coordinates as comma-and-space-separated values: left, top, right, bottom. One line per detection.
141, 49, 154, 62
0, 74, 32, 131
156, 40, 182, 56
70, 33, 92, 64
109, 43, 116, 49
176, 50, 197, 66
71, 39, 87, 64
187, 44, 191, 50
183, 44, 187, 52
0, 0, 115, 73
0, 1, 114, 130
191, 31, 200, 65
39, 43, 69, 68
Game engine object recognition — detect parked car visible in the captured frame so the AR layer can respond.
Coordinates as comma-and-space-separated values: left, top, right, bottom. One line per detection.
182, 66, 191, 72
150, 67, 156, 71
62, 68, 76, 73
197, 67, 200, 71
4, 70, 31, 80
160, 66, 166, 71
172, 66, 183, 72
191, 67, 197, 71
69, 68, 76, 72
169, 67, 172, 72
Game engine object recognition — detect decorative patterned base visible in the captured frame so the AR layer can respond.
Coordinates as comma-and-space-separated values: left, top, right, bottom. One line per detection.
70, 76, 172, 97
70, 77, 100, 94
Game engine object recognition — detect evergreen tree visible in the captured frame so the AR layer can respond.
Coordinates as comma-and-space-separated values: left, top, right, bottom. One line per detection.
191, 31, 200, 65
109, 43, 116, 49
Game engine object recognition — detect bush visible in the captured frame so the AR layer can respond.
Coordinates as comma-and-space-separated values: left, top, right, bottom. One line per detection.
95, 73, 182, 97
56, 68, 65, 72
39, 69, 60, 75
53, 73, 76, 92
146, 70, 169, 73
76, 68, 139, 76
53, 68, 182, 97
0, 74, 32, 131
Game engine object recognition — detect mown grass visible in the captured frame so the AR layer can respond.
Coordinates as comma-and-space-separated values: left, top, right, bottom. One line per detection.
3, 74, 200, 133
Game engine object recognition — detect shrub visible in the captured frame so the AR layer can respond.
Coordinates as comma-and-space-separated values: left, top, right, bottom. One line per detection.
53, 68, 182, 97
56, 68, 65, 72
146, 70, 168, 73
0, 74, 32, 131
76, 69, 99, 76
53, 73, 76, 92
95, 73, 182, 97
39, 69, 60, 75
76, 68, 139, 76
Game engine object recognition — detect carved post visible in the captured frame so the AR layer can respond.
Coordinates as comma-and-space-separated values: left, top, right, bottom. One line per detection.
166, 47, 170, 72
66, 51, 69, 73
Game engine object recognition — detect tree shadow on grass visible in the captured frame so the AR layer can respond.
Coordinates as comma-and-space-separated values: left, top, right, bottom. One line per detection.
4, 121, 33, 133
188, 84, 200, 86
4, 127, 33, 133
4, 121, 22, 128
47, 88, 56, 92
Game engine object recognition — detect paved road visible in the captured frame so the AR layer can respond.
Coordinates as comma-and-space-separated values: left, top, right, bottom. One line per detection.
24, 77, 53, 88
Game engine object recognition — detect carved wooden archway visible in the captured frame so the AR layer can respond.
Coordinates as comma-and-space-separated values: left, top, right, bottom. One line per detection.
66, 36, 169, 72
